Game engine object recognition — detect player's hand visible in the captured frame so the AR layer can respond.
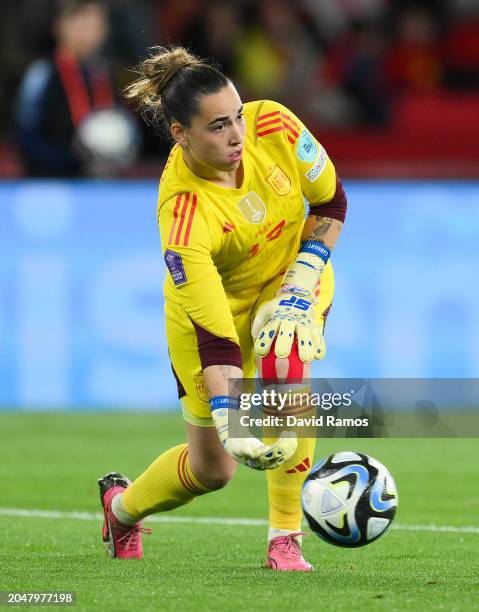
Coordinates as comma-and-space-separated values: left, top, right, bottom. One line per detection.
252, 294, 326, 362
210, 398, 297, 470
223, 432, 297, 470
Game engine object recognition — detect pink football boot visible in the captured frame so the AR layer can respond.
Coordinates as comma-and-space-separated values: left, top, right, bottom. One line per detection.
98, 472, 151, 559
265, 532, 314, 571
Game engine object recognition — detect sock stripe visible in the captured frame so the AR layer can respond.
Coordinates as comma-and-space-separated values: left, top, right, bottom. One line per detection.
178, 447, 207, 496
184, 465, 208, 495
182, 450, 201, 494
177, 448, 194, 494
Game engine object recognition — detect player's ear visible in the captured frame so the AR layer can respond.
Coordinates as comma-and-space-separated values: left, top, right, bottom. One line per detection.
170, 122, 188, 146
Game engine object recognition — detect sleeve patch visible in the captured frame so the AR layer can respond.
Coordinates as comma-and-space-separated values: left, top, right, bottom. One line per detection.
165, 249, 187, 285
296, 129, 318, 163
305, 147, 328, 182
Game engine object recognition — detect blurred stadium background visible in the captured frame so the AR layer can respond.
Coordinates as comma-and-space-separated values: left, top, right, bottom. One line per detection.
1, 0, 478, 410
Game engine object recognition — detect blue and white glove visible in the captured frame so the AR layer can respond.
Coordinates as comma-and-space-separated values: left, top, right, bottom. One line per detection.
253, 241, 329, 362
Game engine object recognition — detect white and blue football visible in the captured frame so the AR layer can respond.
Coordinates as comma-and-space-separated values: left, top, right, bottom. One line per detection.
302, 451, 398, 547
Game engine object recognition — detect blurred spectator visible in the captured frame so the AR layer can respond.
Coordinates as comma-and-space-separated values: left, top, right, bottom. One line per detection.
157, 0, 204, 44
303, 0, 388, 45
15, 0, 134, 177
442, 2, 479, 89
183, 0, 242, 78
325, 20, 390, 125
236, 0, 324, 120
385, 7, 443, 93
106, 0, 156, 83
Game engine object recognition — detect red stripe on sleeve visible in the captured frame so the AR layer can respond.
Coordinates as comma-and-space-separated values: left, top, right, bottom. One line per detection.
257, 125, 285, 138
168, 194, 183, 245
258, 110, 281, 121
174, 192, 191, 245
256, 117, 282, 130
281, 112, 300, 129
282, 121, 299, 139
183, 193, 197, 246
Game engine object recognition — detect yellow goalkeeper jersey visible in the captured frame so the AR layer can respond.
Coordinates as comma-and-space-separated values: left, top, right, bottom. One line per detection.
157, 99, 337, 344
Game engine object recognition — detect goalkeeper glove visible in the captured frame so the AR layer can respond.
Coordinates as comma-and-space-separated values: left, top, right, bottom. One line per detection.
253, 240, 329, 362
210, 396, 297, 470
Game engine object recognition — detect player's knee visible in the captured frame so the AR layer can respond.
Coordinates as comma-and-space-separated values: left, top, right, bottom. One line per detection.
258, 339, 311, 383
197, 463, 237, 491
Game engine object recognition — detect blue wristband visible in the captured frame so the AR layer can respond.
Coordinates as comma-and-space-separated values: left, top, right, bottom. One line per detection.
300, 240, 331, 264
209, 396, 239, 411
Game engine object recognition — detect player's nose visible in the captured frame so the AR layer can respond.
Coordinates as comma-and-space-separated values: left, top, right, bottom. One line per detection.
229, 123, 243, 145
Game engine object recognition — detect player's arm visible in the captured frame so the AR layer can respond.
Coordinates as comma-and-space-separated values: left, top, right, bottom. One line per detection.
253, 102, 347, 362
159, 195, 296, 469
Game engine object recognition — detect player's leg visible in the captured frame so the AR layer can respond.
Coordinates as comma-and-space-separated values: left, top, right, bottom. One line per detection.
250, 264, 334, 570
261, 354, 316, 571
99, 421, 236, 559
112, 419, 236, 514
185, 422, 237, 490
99, 301, 236, 558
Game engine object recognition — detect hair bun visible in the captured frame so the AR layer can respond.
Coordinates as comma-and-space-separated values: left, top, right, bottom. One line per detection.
124, 44, 228, 133
144, 46, 203, 94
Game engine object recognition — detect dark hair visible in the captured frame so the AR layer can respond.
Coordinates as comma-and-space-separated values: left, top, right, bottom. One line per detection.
124, 46, 229, 132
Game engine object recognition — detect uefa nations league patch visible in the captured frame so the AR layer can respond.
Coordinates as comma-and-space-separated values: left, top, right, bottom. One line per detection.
296, 129, 318, 163
164, 249, 187, 285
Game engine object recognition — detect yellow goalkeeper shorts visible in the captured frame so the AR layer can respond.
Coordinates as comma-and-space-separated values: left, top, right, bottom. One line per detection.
166, 262, 334, 427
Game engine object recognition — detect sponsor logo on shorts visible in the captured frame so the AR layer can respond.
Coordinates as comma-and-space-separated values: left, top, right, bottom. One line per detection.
164, 249, 187, 285
296, 129, 318, 163
305, 147, 328, 182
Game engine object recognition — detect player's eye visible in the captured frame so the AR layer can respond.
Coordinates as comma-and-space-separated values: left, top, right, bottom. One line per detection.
212, 123, 225, 132
236, 113, 244, 122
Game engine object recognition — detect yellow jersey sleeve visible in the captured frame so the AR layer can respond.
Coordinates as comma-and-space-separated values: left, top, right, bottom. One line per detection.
255, 100, 337, 205
158, 193, 240, 345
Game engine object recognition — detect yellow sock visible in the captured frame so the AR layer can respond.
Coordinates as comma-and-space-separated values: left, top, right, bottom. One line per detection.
121, 443, 210, 520
266, 436, 316, 531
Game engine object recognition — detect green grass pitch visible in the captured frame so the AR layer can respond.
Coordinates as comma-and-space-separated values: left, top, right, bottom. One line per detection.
0, 412, 478, 611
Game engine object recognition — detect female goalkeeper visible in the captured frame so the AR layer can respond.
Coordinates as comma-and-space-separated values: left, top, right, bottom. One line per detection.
98, 46, 347, 571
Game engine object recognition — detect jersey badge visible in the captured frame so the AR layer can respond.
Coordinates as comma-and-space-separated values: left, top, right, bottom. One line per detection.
164, 249, 187, 285
194, 373, 209, 402
266, 165, 291, 196
296, 129, 318, 163
305, 146, 328, 182
238, 191, 266, 224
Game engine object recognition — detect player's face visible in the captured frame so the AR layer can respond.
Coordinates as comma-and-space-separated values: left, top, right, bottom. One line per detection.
183, 83, 245, 172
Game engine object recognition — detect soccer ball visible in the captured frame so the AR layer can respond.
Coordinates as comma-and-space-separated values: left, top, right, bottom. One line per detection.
302, 451, 398, 547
